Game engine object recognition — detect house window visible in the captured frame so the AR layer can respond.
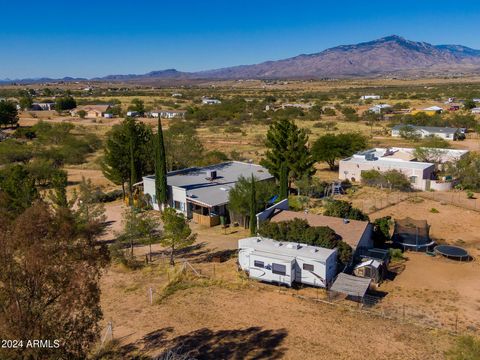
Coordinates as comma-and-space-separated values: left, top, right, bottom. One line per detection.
254, 260, 264, 268
272, 263, 286, 275
303, 263, 314, 271
409, 176, 417, 184
174, 201, 184, 211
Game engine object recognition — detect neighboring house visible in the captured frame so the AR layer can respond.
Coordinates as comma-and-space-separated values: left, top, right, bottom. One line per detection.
71, 105, 111, 118
391, 125, 462, 140
126, 111, 140, 117
149, 109, 186, 119
471, 107, 480, 114
338, 147, 468, 191
281, 103, 313, 110
202, 98, 222, 105
142, 161, 274, 227
238, 237, 338, 288
31, 102, 55, 111
269, 210, 373, 260
369, 104, 392, 114
411, 106, 443, 116
360, 95, 381, 100
171, 93, 183, 97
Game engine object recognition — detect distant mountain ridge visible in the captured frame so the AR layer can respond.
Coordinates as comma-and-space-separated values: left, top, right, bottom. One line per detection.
3, 35, 480, 83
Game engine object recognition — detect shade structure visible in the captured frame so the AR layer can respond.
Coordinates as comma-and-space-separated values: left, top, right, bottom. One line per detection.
434, 245, 470, 261
392, 217, 434, 251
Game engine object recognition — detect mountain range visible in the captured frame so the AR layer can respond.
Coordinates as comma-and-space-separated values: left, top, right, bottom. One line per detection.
4, 35, 480, 83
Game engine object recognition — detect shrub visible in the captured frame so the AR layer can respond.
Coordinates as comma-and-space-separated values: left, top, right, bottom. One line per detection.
430, 208, 439, 213
445, 335, 480, 360
323, 199, 369, 221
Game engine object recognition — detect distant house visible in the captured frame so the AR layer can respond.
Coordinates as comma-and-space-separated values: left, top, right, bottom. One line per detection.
369, 104, 392, 114
31, 102, 55, 111
142, 161, 274, 227
171, 93, 183, 97
411, 106, 443, 116
391, 125, 462, 140
281, 103, 313, 110
149, 109, 186, 119
471, 107, 480, 114
202, 98, 222, 105
71, 105, 111, 118
126, 111, 140, 117
360, 95, 381, 100
338, 147, 468, 191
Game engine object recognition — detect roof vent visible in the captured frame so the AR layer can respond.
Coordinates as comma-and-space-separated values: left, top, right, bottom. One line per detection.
286, 243, 300, 249
310, 248, 318, 253
275, 242, 283, 247
206, 170, 217, 180
343, 218, 350, 224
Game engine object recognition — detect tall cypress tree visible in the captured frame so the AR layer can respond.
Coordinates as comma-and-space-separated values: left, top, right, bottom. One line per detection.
128, 134, 136, 207
249, 175, 257, 236
155, 118, 168, 210
279, 162, 288, 200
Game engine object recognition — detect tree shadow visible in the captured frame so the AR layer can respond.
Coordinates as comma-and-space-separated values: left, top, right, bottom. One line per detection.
145, 326, 288, 360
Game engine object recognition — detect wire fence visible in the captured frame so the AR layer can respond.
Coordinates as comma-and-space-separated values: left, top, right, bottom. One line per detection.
353, 190, 480, 215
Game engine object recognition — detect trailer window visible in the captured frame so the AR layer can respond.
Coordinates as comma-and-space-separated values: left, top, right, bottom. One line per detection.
254, 260, 264, 268
303, 263, 314, 271
272, 263, 286, 275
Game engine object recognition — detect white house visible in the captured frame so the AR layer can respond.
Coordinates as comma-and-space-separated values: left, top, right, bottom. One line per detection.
149, 110, 186, 119
339, 147, 468, 191
369, 104, 392, 114
391, 125, 462, 140
126, 111, 140, 117
360, 95, 381, 100
32, 102, 55, 111
471, 107, 480, 114
142, 161, 274, 227
238, 237, 338, 288
202, 98, 222, 105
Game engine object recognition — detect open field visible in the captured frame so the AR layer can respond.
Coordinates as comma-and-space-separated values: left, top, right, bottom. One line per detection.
99, 257, 454, 360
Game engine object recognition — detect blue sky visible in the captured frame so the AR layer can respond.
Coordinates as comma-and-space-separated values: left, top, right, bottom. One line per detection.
1, 0, 480, 79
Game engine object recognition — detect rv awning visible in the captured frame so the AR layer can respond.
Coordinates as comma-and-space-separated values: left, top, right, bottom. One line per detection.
330, 273, 371, 298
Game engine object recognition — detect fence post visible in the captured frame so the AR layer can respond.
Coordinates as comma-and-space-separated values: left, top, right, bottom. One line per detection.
213, 263, 216, 278
149, 287, 153, 305
402, 305, 405, 322
455, 313, 458, 333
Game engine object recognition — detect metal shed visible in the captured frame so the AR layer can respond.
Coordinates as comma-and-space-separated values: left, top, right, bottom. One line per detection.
330, 273, 372, 301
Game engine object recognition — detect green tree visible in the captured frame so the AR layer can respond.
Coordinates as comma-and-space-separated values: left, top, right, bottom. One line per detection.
164, 122, 204, 170
102, 118, 154, 197
55, 95, 77, 111
19, 96, 33, 111
372, 216, 392, 247
228, 176, 277, 225
450, 152, 480, 191
0, 164, 38, 216
49, 169, 68, 208
77, 109, 87, 119
312, 133, 368, 170
128, 98, 145, 114
154, 118, 168, 209
323, 199, 369, 221
161, 208, 197, 266
0, 101, 19, 128
463, 99, 477, 110
118, 208, 159, 261
249, 175, 257, 235
261, 118, 315, 186
279, 162, 288, 200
